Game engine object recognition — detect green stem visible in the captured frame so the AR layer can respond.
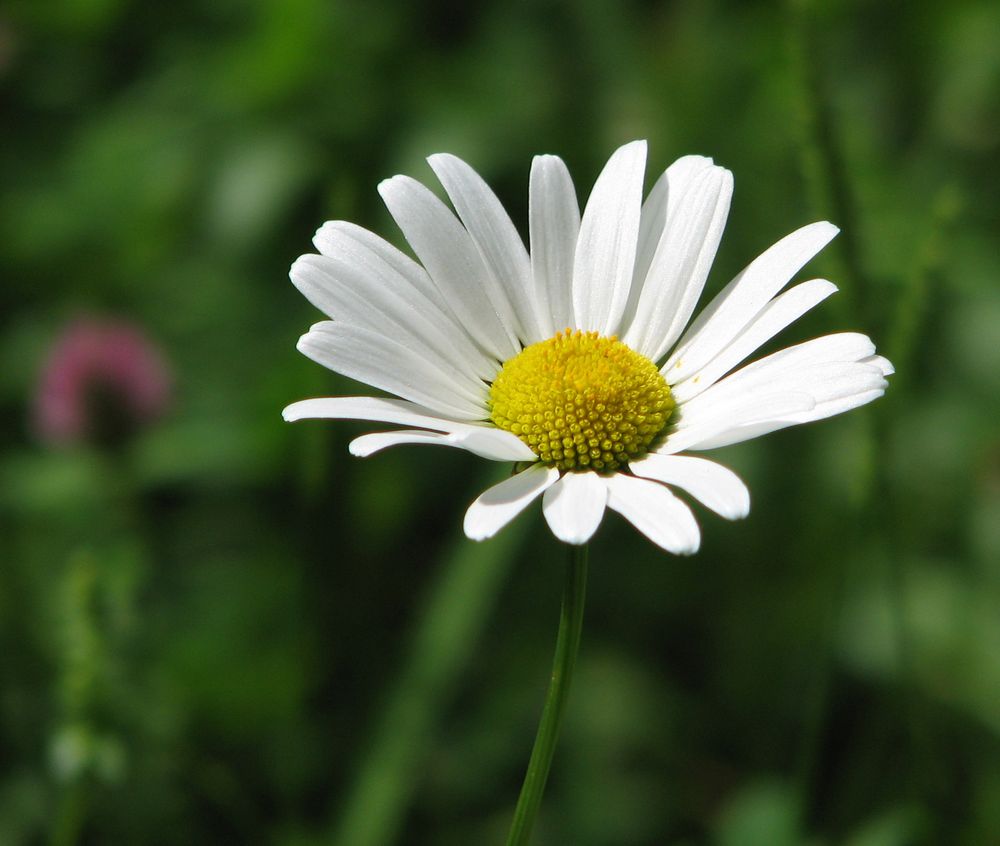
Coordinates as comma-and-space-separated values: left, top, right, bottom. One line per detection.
505, 543, 589, 846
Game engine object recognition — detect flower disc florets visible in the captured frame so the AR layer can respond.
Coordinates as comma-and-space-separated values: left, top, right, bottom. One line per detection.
489, 329, 675, 472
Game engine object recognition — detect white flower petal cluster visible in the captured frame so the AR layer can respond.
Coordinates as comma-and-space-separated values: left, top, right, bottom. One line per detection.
284, 141, 891, 553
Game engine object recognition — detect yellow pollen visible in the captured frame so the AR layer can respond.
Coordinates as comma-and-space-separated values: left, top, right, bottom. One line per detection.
489, 329, 675, 472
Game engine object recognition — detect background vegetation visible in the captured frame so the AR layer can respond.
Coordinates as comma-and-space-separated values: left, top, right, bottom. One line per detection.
2, 0, 999, 843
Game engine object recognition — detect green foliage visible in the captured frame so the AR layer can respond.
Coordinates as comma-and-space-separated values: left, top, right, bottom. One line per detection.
2, 0, 999, 843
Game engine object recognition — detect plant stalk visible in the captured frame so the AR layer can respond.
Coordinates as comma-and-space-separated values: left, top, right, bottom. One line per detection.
505, 542, 589, 846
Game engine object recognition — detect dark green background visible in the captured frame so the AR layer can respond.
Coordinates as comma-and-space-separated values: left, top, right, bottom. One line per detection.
2, 0, 999, 843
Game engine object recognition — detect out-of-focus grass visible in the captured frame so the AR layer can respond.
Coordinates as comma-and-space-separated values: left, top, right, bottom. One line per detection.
1, 0, 999, 844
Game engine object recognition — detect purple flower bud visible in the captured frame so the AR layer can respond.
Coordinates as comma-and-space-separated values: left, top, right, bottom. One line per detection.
34, 317, 172, 448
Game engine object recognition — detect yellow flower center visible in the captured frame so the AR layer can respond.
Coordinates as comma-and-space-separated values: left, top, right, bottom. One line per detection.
489, 329, 675, 472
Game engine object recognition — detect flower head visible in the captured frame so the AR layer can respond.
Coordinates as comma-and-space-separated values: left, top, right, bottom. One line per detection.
34, 316, 172, 448
284, 142, 892, 552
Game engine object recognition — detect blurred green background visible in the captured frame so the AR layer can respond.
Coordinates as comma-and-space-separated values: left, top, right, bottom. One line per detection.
2, 0, 999, 843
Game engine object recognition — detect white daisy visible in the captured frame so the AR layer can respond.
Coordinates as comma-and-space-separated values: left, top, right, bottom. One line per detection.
283, 141, 892, 553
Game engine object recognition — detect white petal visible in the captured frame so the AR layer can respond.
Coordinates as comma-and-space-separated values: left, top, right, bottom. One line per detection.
624, 164, 733, 361
629, 170, 670, 297
668, 347, 889, 452
310, 222, 498, 382
664, 221, 839, 382
688, 387, 886, 450
529, 154, 580, 335
291, 254, 492, 390
605, 474, 701, 554
678, 333, 878, 415
794, 386, 887, 421
349, 426, 534, 461
464, 464, 560, 541
313, 220, 448, 313
862, 354, 895, 376
428, 154, 544, 344
447, 427, 537, 461
681, 362, 886, 435
378, 174, 519, 362
573, 140, 647, 334
657, 392, 817, 454
283, 395, 470, 428
284, 395, 538, 460
541, 471, 608, 544
349, 429, 451, 456
620, 155, 716, 335
670, 279, 838, 402
639, 157, 718, 269
297, 322, 487, 420
628, 454, 749, 519
773, 332, 877, 367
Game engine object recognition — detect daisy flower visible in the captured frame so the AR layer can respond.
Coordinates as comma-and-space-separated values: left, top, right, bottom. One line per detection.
283, 141, 891, 552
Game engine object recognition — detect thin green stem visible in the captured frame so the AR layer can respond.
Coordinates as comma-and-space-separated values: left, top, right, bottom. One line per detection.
505, 543, 589, 846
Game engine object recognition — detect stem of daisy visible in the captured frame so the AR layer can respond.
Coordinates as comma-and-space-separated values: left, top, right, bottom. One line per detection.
505, 542, 588, 846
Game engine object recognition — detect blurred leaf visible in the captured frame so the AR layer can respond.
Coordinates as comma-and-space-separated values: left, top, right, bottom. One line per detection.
713, 779, 802, 846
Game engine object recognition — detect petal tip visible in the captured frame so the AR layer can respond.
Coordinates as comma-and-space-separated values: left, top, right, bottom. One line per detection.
294, 332, 313, 355
549, 526, 597, 545
376, 174, 406, 198
726, 484, 752, 520
729, 499, 751, 521
311, 223, 330, 248
608, 139, 648, 163
426, 151, 457, 168
462, 517, 494, 542
347, 438, 373, 457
